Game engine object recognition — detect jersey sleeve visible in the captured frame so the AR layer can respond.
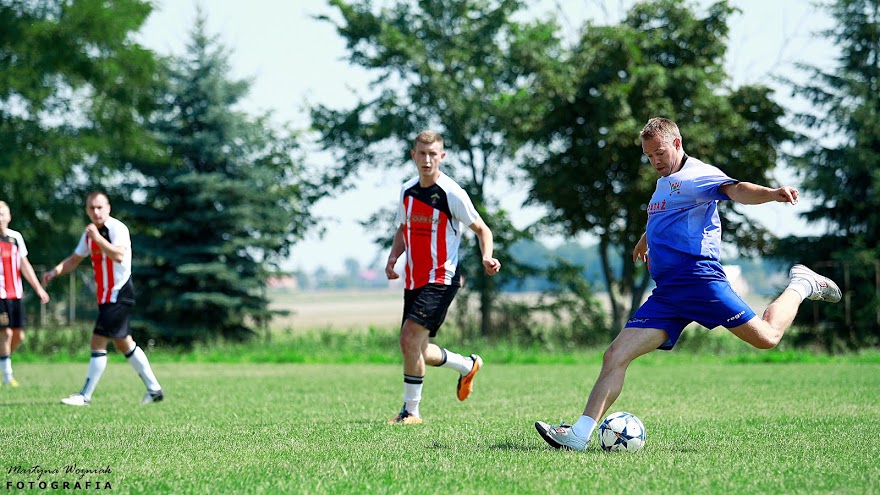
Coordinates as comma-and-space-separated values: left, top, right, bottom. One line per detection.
73, 233, 89, 257
13, 231, 27, 259
395, 185, 407, 226
692, 165, 738, 200
447, 186, 481, 226
109, 221, 132, 248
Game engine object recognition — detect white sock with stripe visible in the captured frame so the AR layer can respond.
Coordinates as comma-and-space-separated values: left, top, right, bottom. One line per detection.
125, 344, 161, 392
403, 374, 423, 417
81, 351, 108, 399
436, 348, 472, 375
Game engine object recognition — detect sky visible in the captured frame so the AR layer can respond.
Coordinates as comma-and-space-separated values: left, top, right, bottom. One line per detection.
137, 0, 836, 273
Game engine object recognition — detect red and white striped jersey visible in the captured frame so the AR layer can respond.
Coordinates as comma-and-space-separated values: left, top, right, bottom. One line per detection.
395, 173, 481, 290
74, 217, 132, 304
0, 229, 28, 299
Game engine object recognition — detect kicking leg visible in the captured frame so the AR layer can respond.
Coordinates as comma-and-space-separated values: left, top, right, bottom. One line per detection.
536, 327, 668, 450
729, 264, 841, 349
583, 327, 669, 423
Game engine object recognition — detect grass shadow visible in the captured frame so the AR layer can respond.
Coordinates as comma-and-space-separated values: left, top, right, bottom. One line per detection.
427, 440, 546, 452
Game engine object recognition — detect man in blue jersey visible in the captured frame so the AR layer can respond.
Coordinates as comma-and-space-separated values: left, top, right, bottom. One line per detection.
535, 117, 842, 451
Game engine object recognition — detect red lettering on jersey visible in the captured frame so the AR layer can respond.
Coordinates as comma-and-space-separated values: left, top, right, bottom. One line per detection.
647, 200, 667, 216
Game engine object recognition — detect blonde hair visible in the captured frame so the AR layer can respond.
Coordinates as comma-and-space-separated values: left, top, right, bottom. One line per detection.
413, 130, 444, 149
640, 117, 681, 143
0, 201, 8, 212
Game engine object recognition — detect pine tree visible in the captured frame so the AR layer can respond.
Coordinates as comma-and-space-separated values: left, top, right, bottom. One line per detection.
780, 0, 880, 348
123, 14, 318, 343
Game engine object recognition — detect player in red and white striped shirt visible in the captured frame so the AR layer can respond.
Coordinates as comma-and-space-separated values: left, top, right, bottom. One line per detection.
0, 201, 50, 387
385, 131, 501, 425
42, 192, 163, 406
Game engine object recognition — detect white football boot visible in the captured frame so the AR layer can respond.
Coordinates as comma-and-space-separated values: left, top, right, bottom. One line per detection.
534, 421, 589, 451
790, 264, 842, 303
61, 393, 90, 406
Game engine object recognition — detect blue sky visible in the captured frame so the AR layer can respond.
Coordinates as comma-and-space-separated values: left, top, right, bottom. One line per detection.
138, 0, 836, 273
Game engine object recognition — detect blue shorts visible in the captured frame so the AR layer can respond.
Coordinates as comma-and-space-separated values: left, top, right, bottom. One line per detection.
625, 260, 756, 350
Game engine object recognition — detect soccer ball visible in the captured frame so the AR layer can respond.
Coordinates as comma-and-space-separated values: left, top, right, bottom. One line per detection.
598, 411, 646, 452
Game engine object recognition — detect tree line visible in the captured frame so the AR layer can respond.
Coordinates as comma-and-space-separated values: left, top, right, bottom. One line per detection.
1, 0, 876, 348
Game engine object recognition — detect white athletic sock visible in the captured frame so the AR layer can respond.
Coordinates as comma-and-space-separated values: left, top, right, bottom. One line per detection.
786, 278, 812, 301
437, 348, 472, 375
126, 345, 161, 391
0, 355, 12, 382
572, 415, 597, 439
81, 351, 108, 399
403, 374, 423, 417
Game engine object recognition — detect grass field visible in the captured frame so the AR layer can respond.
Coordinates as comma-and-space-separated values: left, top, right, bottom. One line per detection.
268, 289, 404, 330
3, 357, 879, 494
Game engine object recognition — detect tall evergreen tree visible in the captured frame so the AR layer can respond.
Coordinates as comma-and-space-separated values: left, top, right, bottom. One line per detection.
122, 15, 318, 343
779, 0, 880, 348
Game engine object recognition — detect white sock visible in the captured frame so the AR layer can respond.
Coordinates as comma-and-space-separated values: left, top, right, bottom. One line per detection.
786, 279, 812, 301
126, 345, 161, 391
81, 351, 108, 399
0, 355, 12, 382
572, 415, 597, 439
437, 348, 472, 375
403, 374, 423, 417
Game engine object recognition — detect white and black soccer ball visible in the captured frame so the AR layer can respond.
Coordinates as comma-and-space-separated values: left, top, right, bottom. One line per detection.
598, 411, 646, 452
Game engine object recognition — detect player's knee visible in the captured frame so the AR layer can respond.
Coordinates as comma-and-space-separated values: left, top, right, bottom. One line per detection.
398, 329, 420, 354
398, 333, 411, 352
602, 343, 628, 369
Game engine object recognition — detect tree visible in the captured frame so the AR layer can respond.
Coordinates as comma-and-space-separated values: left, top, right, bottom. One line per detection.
519, 0, 790, 332
312, 0, 562, 336
778, 0, 880, 348
120, 15, 319, 343
0, 0, 158, 267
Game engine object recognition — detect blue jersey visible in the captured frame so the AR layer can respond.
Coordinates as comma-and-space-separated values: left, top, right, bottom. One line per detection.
645, 156, 737, 281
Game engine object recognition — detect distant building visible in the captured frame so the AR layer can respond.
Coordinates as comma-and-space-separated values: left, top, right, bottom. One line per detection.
267, 275, 298, 290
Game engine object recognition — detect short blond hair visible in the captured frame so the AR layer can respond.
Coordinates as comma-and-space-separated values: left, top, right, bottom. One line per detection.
0, 201, 8, 212
640, 117, 681, 143
413, 130, 444, 149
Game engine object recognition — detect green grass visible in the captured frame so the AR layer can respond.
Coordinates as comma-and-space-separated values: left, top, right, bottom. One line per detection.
15, 325, 880, 365
2, 358, 879, 494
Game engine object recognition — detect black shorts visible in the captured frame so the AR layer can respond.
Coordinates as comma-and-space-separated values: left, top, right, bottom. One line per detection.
94, 302, 133, 339
403, 283, 459, 337
0, 299, 25, 329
